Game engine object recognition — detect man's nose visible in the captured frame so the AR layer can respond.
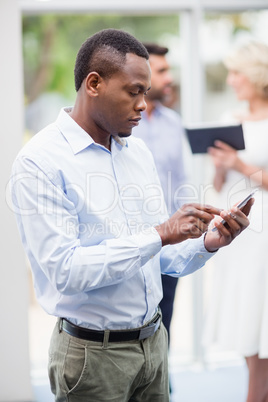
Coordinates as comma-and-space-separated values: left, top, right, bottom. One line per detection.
135, 97, 147, 112
164, 71, 173, 85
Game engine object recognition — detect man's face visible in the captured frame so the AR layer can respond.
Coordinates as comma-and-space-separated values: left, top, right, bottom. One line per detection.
146, 54, 173, 102
94, 53, 151, 138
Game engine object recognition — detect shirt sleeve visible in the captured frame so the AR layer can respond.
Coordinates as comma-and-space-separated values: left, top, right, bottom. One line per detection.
11, 157, 162, 296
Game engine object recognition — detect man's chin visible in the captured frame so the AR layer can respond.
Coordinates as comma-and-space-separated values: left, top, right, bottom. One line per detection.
118, 131, 132, 138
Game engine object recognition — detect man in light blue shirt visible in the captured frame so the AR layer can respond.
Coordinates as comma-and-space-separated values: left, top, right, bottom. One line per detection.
134, 44, 188, 216
10, 29, 252, 402
133, 43, 190, 344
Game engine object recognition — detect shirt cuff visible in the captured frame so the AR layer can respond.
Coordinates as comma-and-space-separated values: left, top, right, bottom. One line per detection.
191, 234, 217, 263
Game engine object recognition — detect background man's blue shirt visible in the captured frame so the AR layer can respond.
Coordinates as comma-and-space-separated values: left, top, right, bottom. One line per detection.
133, 103, 190, 215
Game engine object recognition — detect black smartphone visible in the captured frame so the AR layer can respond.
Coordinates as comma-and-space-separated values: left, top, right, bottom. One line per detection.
212, 188, 258, 232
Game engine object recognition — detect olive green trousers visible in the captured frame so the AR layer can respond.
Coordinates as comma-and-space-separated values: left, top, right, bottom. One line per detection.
48, 320, 169, 402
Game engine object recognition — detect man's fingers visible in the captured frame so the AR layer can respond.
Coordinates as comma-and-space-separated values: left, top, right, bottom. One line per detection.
219, 207, 250, 236
183, 203, 222, 218
240, 197, 255, 216
220, 211, 242, 234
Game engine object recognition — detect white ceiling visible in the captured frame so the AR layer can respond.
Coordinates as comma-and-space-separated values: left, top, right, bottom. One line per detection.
18, 0, 268, 14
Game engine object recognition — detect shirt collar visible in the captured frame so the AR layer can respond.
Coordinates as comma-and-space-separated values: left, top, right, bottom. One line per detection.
56, 107, 127, 154
112, 134, 128, 148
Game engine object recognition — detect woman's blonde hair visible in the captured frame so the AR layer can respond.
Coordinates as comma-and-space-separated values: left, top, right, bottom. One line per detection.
224, 41, 268, 98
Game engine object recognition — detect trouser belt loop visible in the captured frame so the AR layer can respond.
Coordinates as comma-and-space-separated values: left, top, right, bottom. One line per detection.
102, 330, 110, 349
58, 318, 63, 333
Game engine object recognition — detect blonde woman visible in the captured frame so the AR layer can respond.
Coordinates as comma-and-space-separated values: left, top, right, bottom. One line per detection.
203, 41, 268, 402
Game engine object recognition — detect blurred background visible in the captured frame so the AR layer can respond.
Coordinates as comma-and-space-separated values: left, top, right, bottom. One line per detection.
1, 1, 268, 401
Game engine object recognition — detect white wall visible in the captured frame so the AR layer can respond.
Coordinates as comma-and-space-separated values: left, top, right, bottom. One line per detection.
0, 0, 33, 400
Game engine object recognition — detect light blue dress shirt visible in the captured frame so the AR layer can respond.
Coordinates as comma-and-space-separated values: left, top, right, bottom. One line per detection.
11, 108, 214, 330
133, 103, 189, 215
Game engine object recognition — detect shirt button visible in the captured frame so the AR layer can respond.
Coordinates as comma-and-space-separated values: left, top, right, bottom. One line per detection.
148, 289, 152, 294
150, 255, 154, 259
198, 254, 204, 259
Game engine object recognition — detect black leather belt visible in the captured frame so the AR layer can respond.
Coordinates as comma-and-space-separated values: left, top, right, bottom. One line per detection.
60, 311, 161, 343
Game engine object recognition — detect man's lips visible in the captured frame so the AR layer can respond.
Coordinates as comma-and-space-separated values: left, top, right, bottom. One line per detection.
163, 86, 172, 95
128, 117, 141, 126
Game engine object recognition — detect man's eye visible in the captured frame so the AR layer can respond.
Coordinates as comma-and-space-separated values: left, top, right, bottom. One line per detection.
130, 92, 139, 96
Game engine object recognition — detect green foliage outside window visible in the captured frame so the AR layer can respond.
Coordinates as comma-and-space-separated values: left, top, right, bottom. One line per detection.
23, 14, 180, 104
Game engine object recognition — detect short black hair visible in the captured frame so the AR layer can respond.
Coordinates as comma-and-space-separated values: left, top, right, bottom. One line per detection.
142, 43, 169, 56
74, 28, 149, 91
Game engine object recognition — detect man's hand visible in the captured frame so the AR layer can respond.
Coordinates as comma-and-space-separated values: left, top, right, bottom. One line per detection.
155, 203, 222, 247
204, 198, 254, 252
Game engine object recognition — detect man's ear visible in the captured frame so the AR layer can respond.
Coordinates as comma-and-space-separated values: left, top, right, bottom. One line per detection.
85, 72, 103, 97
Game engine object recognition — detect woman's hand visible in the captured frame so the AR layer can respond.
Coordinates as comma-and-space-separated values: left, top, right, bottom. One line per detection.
208, 140, 242, 171
209, 140, 268, 191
